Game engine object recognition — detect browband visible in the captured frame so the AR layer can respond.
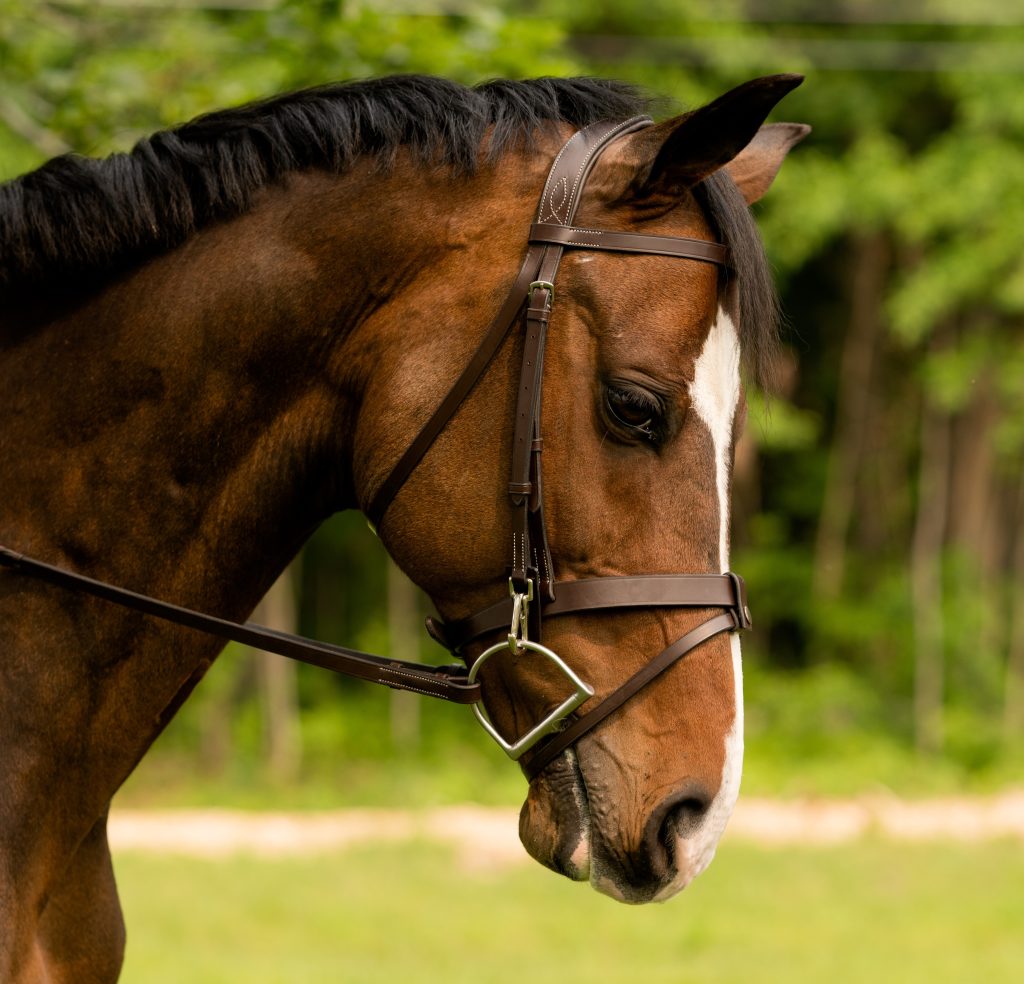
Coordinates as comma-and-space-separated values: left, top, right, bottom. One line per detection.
529, 223, 730, 266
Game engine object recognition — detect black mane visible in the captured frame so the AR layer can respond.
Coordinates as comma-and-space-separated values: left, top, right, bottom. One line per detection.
0, 74, 777, 381
0, 77, 649, 294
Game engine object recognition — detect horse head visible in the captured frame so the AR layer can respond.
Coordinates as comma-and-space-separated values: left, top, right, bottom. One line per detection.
358, 77, 808, 902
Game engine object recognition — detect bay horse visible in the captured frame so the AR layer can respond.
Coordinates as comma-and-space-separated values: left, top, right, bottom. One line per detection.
0, 74, 807, 981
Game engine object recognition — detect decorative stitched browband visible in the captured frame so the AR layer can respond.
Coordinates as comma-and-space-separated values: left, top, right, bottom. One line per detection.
0, 115, 751, 782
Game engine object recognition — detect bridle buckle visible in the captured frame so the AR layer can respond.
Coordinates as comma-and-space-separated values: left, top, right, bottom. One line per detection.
528, 280, 555, 303
727, 572, 753, 630
508, 577, 534, 654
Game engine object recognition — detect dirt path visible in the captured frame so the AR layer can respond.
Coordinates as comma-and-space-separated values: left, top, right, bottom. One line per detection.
108, 791, 1024, 865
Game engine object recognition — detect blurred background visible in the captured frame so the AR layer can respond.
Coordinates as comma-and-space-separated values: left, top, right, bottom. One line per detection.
3, 0, 1023, 803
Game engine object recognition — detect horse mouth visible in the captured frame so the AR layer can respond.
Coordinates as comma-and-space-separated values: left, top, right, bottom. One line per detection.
518, 748, 592, 883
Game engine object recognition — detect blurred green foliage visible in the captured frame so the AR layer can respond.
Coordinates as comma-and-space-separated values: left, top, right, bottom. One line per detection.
4, 1, 1024, 797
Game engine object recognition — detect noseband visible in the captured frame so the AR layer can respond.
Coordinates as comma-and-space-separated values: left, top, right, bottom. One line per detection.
0, 116, 751, 782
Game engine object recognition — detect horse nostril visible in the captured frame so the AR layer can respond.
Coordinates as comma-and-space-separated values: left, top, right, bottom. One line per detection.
657, 788, 712, 854
591, 786, 716, 899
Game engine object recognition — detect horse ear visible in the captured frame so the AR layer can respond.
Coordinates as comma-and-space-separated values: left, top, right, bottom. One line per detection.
633, 74, 807, 203
723, 122, 811, 203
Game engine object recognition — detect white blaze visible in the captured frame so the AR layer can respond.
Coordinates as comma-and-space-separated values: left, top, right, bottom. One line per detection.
655, 306, 744, 898
690, 307, 741, 573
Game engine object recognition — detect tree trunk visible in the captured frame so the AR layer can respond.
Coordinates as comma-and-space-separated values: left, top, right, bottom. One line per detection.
387, 559, 421, 750
948, 373, 1003, 704
813, 233, 889, 598
254, 566, 301, 781
1004, 475, 1024, 741
911, 390, 950, 755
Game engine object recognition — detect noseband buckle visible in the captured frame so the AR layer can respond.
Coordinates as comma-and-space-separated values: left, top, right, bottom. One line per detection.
467, 638, 594, 760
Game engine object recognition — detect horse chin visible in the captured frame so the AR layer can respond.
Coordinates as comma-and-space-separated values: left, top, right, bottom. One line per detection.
518, 750, 593, 883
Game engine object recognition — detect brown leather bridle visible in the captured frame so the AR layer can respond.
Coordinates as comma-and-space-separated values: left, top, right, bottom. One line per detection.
0, 115, 751, 782
364, 115, 750, 779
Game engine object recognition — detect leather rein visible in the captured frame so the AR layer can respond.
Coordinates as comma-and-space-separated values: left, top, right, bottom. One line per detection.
0, 115, 751, 782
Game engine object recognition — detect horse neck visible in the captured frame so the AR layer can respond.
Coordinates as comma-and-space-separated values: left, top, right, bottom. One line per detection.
0, 149, 544, 621
0, 146, 547, 835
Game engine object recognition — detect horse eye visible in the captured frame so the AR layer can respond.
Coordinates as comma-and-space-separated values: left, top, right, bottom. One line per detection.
604, 386, 662, 442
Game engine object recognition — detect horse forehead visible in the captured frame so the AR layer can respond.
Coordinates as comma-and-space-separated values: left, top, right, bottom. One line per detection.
564, 249, 720, 370
585, 271, 721, 375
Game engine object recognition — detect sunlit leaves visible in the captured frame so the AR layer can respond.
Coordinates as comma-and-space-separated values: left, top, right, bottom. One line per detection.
0, 0, 576, 178
746, 388, 822, 451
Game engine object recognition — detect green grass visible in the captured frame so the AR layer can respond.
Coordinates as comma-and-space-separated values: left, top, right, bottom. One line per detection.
116, 839, 1024, 983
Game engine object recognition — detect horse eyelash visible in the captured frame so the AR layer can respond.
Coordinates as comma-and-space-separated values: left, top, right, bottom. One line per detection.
604, 386, 663, 443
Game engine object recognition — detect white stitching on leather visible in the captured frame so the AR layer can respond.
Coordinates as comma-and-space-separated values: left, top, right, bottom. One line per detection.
544, 176, 568, 223
537, 134, 578, 221
513, 532, 527, 573
564, 118, 642, 221
380, 667, 451, 699
539, 540, 552, 585
536, 117, 650, 226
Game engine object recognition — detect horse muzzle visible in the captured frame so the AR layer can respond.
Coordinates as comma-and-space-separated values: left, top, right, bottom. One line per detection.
519, 743, 739, 903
